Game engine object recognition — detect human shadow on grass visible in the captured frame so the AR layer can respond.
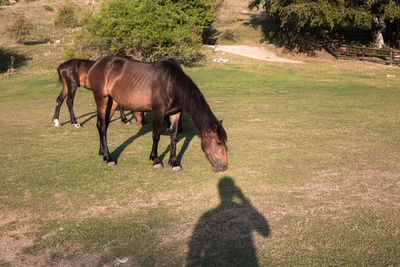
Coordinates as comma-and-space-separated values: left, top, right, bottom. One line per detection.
111, 113, 197, 166
186, 177, 270, 267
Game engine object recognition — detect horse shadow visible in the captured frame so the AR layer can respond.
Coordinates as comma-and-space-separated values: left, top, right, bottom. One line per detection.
186, 177, 270, 267
60, 111, 97, 126
111, 113, 198, 165
60, 106, 133, 127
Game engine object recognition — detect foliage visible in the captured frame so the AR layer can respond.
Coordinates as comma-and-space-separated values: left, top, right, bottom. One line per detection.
249, 0, 400, 50
55, 1, 78, 28
0, 0, 36, 3
43, 5, 54, 12
219, 29, 236, 41
71, 0, 215, 63
6, 14, 33, 43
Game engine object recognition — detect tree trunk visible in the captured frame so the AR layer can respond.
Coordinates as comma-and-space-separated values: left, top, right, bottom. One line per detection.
373, 29, 385, 48
372, 17, 385, 49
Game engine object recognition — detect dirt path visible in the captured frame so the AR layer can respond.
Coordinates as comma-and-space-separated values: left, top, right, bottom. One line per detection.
209, 45, 303, 63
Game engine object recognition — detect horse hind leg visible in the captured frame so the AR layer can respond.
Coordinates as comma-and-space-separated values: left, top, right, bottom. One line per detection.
133, 112, 145, 125
119, 106, 131, 125
52, 82, 68, 127
168, 112, 182, 172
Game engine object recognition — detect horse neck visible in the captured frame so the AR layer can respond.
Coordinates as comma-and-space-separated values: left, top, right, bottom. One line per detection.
178, 79, 218, 134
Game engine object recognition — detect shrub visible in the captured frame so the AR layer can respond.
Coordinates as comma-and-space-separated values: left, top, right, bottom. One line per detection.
43, 5, 54, 11
71, 0, 215, 64
0, 0, 10, 6
219, 29, 236, 41
6, 15, 33, 43
55, 1, 78, 28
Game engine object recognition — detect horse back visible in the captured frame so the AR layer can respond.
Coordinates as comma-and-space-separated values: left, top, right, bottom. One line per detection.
89, 56, 154, 112
58, 59, 95, 89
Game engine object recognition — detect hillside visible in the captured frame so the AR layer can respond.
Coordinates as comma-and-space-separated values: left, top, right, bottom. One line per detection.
0, 0, 298, 75
0, 0, 96, 74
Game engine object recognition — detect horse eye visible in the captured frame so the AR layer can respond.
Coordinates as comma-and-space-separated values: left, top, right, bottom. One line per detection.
216, 141, 223, 145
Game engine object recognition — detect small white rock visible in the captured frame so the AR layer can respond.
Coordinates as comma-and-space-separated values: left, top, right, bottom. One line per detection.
116, 257, 129, 264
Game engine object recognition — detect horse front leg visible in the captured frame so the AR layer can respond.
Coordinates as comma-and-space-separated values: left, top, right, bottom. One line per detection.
168, 112, 182, 171
150, 110, 164, 168
97, 96, 118, 166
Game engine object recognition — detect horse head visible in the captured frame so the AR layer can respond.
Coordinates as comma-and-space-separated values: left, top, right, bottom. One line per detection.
201, 121, 228, 172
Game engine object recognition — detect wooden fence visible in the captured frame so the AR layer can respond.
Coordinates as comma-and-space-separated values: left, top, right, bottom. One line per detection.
326, 44, 400, 66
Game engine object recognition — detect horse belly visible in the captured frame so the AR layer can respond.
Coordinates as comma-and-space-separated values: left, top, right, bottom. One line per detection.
111, 86, 152, 112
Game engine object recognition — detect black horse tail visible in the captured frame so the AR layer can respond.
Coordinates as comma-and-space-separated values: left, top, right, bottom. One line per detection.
56, 65, 63, 87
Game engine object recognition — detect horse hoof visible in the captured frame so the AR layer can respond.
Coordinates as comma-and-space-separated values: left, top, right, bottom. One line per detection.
172, 166, 182, 172
125, 121, 131, 125
107, 161, 116, 167
153, 163, 163, 169
74, 123, 82, 128
53, 119, 60, 127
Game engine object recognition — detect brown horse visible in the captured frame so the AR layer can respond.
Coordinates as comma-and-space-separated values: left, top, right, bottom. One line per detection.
52, 58, 144, 128
88, 55, 228, 171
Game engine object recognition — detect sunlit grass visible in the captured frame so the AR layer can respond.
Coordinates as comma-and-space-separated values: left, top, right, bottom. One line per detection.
1, 51, 400, 265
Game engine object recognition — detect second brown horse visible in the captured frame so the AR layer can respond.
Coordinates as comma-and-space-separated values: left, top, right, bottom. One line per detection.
53, 58, 144, 128
88, 56, 228, 171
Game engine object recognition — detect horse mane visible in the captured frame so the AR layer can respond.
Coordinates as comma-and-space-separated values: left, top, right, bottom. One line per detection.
155, 59, 227, 142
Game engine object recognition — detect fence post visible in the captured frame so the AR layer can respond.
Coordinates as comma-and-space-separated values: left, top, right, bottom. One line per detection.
362, 45, 365, 59
390, 47, 394, 65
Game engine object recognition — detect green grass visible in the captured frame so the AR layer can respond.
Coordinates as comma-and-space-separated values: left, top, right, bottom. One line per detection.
1, 0, 400, 265
1, 51, 400, 266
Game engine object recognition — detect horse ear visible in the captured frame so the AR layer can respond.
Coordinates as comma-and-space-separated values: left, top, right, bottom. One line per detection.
219, 120, 223, 124
212, 122, 218, 132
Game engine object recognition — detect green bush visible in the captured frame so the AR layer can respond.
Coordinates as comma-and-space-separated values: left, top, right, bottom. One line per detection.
0, 0, 10, 6
6, 15, 33, 43
1, 0, 36, 4
55, 1, 78, 28
43, 5, 54, 11
71, 0, 215, 64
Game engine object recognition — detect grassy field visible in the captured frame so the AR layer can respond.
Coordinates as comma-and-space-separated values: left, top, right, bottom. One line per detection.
1, 48, 400, 266
1, 0, 400, 266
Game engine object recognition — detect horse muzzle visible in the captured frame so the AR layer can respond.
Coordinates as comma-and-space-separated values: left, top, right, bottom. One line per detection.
213, 163, 228, 172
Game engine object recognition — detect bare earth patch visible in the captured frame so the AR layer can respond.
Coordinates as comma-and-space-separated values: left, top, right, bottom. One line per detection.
209, 45, 303, 63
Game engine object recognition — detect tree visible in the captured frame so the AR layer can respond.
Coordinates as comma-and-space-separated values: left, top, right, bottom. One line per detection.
55, 1, 78, 28
383, 1, 400, 48
70, 0, 215, 63
249, 0, 400, 49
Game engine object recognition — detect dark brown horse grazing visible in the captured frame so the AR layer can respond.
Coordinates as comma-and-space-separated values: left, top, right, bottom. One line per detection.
52, 58, 144, 128
88, 55, 228, 171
